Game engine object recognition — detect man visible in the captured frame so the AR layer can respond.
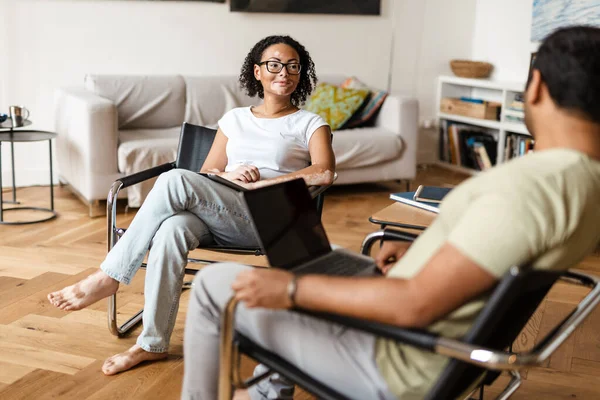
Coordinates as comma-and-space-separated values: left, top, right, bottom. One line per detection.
181, 26, 600, 400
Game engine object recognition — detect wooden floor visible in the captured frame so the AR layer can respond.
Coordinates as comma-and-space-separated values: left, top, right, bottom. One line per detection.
1, 165, 599, 399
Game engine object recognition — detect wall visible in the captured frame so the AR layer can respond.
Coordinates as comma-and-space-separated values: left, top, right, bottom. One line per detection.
391, 0, 477, 123
0, 0, 10, 125
471, 0, 536, 83
389, 0, 477, 163
1, 0, 477, 187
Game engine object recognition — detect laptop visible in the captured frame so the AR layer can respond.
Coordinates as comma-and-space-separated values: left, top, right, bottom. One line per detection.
242, 178, 378, 276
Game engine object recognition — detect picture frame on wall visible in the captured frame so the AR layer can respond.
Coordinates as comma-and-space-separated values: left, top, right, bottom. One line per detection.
131, 0, 225, 2
230, 0, 381, 15
531, 0, 599, 42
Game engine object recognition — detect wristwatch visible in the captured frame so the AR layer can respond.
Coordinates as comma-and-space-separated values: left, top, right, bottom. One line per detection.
286, 275, 298, 307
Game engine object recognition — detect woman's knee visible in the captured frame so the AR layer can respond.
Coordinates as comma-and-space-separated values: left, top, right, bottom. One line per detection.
155, 169, 188, 189
151, 213, 203, 250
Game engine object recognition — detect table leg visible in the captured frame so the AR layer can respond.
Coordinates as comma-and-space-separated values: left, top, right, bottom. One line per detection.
10, 137, 16, 203
49, 140, 54, 210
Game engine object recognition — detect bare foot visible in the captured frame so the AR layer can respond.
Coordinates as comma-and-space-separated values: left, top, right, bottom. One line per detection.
233, 389, 251, 400
102, 344, 168, 375
47, 270, 120, 311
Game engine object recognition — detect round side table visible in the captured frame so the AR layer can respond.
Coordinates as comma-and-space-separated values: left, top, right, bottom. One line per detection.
0, 119, 58, 225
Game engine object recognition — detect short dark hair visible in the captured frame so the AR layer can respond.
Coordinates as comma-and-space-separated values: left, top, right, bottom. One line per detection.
529, 26, 600, 124
239, 35, 317, 107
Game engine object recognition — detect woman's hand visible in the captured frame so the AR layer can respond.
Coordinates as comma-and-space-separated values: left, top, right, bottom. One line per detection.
375, 241, 412, 275
222, 165, 260, 184
231, 268, 294, 309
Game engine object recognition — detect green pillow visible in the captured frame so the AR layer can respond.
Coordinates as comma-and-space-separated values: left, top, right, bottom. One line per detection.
304, 83, 369, 131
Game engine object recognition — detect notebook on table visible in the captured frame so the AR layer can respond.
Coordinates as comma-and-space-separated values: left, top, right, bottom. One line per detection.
242, 179, 377, 276
389, 191, 440, 213
413, 185, 452, 203
389, 185, 452, 214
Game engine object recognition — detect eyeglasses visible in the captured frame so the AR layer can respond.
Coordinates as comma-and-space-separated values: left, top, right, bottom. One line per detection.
258, 61, 302, 75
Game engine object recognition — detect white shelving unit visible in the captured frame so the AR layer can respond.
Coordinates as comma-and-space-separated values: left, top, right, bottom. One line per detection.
435, 75, 531, 174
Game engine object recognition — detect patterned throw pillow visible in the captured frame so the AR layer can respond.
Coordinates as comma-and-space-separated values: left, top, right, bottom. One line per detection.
304, 83, 369, 131
340, 77, 388, 129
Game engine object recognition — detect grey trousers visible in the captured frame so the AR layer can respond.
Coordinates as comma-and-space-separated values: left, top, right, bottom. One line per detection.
182, 263, 397, 400
100, 169, 259, 352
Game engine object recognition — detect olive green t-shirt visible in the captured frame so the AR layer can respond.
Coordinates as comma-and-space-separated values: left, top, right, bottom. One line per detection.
377, 149, 600, 399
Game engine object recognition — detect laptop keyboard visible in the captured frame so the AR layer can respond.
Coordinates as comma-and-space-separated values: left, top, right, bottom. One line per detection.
291, 251, 376, 276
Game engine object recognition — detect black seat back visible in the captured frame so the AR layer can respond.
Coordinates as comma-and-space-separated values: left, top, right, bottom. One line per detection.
425, 266, 563, 399
175, 122, 217, 171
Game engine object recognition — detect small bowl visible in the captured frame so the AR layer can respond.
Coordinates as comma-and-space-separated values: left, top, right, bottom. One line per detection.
0, 114, 7, 123
450, 60, 493, 78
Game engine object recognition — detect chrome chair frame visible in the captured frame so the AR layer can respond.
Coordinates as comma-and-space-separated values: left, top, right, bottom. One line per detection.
217, 229, 600, 399
106, 122, 335, 337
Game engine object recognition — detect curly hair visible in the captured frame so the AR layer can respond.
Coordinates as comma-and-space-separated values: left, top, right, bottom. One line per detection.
239, 35, 317, 107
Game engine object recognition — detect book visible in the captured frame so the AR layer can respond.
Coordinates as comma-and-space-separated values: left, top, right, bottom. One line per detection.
473, 143, 493, 169
413, 185, 452, 203
459, 96, 485, 104
198, 173, 248, 192
389, 191, 440, 214
504, 135, 513, 162
448, 124, 459, 164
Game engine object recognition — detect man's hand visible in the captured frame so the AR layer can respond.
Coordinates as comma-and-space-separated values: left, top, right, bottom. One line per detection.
375, 241, 412, 275
222, 165, 260, 183
231, 268, 294, 309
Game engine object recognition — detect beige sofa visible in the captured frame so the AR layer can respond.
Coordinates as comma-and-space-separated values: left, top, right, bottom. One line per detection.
54, 74, 418, 214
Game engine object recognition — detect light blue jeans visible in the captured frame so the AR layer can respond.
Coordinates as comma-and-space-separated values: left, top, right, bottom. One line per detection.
182, 264, 397, 400
100, 169, 259, 353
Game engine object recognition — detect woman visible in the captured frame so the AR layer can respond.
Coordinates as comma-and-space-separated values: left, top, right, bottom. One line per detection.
47, 35, 335, 375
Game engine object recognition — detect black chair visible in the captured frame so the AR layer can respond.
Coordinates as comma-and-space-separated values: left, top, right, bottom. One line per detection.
106, 122, 335, 336
218, 228, 600, 400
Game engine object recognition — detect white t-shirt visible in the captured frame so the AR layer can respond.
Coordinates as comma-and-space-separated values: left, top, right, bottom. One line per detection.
217, 107, 329, 179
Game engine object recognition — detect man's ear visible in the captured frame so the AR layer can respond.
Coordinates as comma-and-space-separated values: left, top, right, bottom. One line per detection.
254, 64, 261, 81
526, 69, 542, 105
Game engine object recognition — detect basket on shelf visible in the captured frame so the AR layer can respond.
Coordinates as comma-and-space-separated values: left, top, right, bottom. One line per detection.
450, 60, 493, 78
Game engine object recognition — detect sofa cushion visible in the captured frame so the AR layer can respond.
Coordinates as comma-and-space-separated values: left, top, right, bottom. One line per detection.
304, 83, 369, 131
85, 75, 186, 130
183, 76, 261, 128
333, 127, 403, 169
118, 127, 181, 207
340, 77, 388, 129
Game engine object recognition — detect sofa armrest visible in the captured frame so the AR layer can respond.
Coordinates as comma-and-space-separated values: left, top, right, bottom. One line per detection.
374, 94, 419, 179
54, 87, 120, 202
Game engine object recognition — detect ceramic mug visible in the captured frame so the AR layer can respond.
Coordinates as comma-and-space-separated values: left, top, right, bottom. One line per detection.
9, 105, 30, 128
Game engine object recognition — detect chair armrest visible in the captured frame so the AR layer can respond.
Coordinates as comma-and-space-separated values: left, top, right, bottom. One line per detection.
116, 162, 176, 189
294, 311, 519, 370
296, 270, 600, 372
107, 162, 176, 247
221, 267, 600, 393
107, 161, 175, 214
361, 228, 419, 255
298, 310, 438, 351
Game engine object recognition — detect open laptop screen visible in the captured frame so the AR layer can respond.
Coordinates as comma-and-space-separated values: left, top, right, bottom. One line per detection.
243, 179, 331, 268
